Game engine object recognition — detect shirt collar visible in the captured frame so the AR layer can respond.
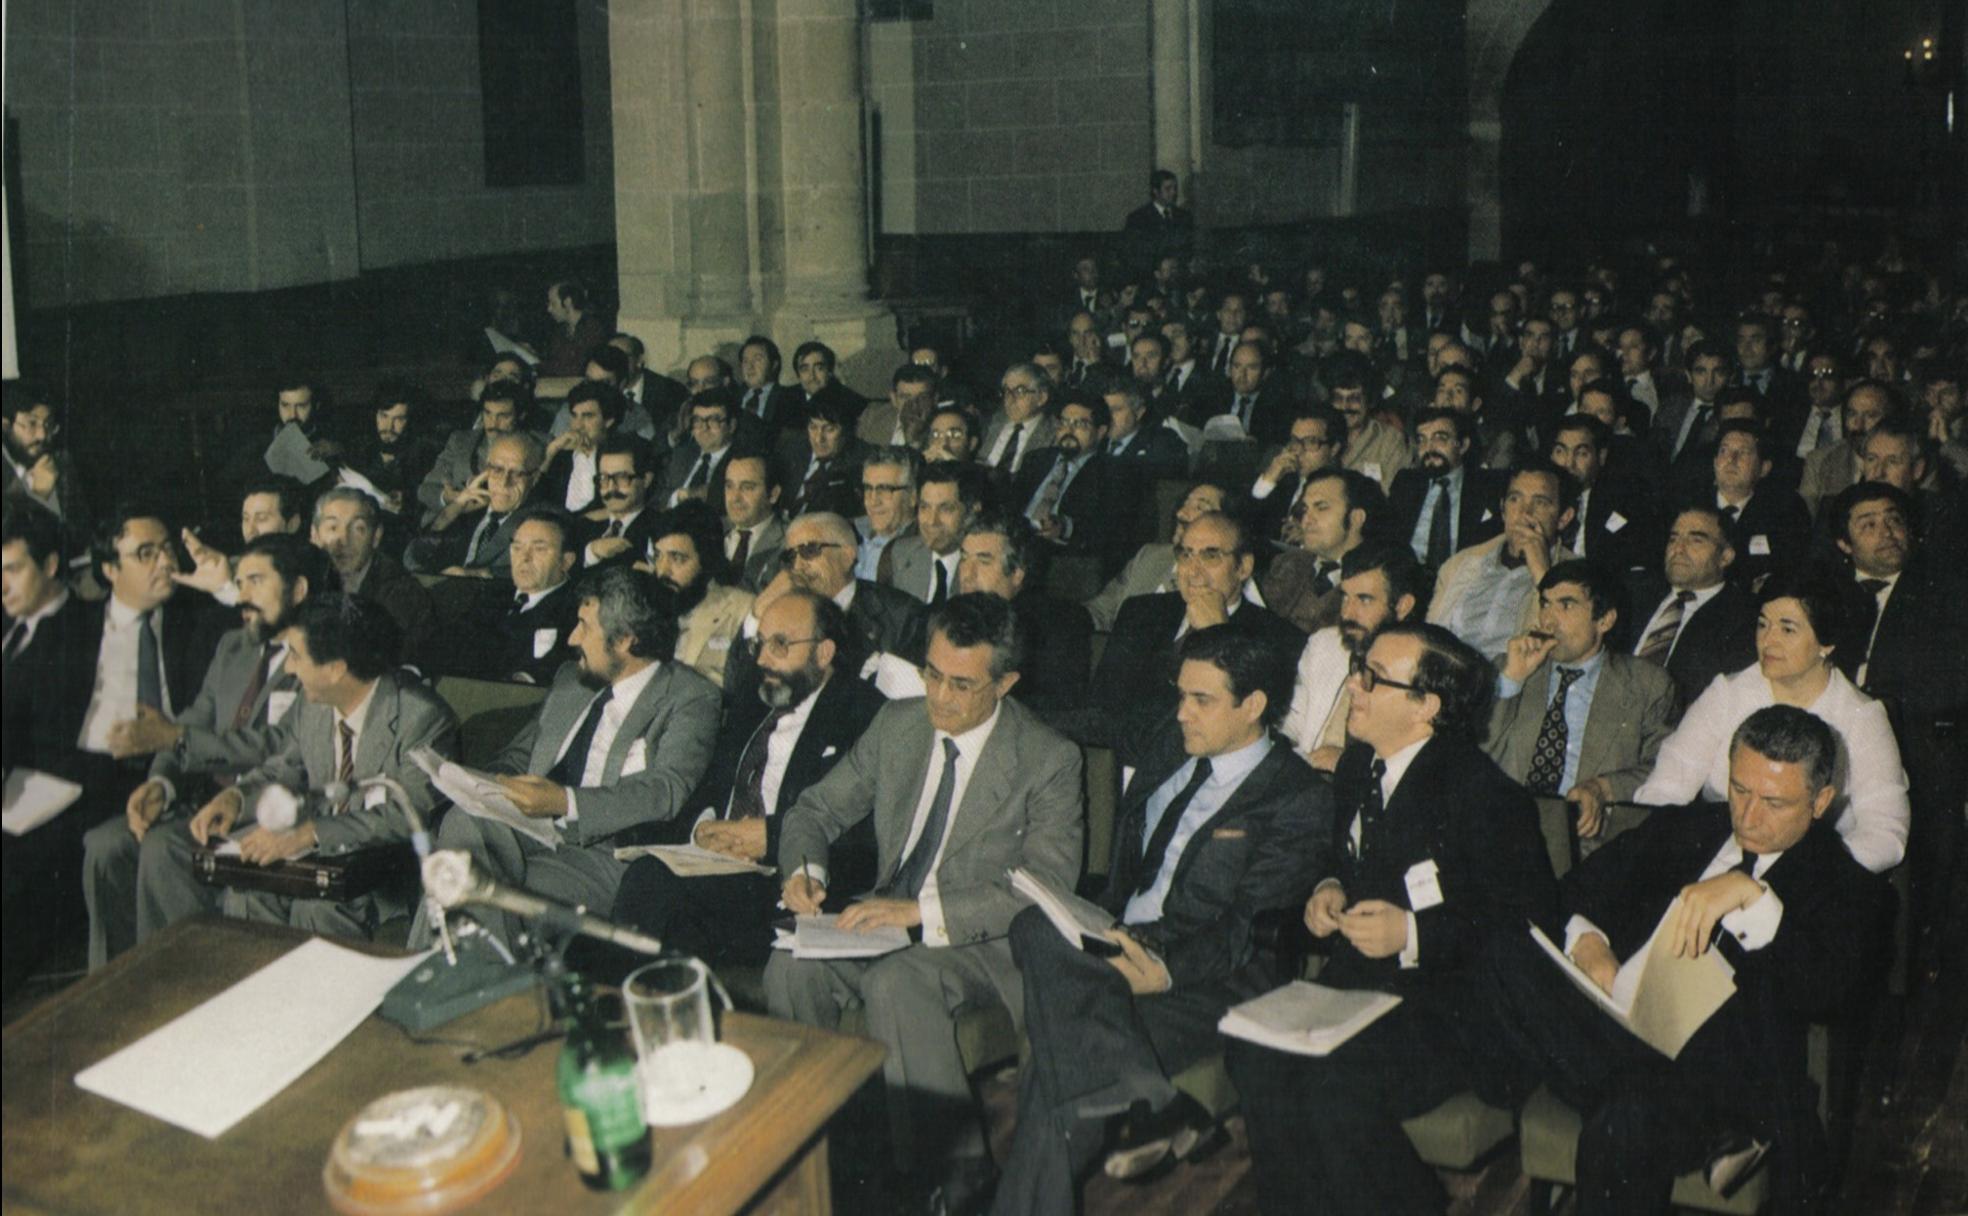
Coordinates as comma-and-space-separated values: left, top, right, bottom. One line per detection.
1375, 734, 1431, 800
1196, 732, 1272, 790
607, 658, 664, 709
18, 587, 69, 628
107, 595, 150, 628
834, 582, 857, 611
935, 699, 1003, 757
336, 678, 380, 737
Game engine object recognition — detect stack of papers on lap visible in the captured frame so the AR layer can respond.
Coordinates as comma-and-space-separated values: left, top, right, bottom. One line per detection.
3, 768, 83, 835
1217, 981, 1402, 1056
1530, 903, 1736, 1059
73, 939, 429, 1138
770, 914, 911, 959
411, 748, 557, 850
613, 842, 775, 877
1009, 866, 1116, 950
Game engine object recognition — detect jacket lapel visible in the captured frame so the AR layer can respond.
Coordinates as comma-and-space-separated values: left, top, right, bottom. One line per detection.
935, 709, 1017, 865
878, 712, 936, 883
351, 674, 401, 778
602, 666, 666, 780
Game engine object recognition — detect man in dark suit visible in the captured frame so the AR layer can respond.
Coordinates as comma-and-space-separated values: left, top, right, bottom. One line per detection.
766, 594, 1085, 1208
1624, 504, 1759, 707
575, 435, 663, 570
736, 334, 802, 432
537, 381, 628, 516
1734, 313, 1804, 419
1160, 316, 1231, 421
1389, 407, 1506, 568
660, 390, 742, 509
1226, 623, 1561, 1216
418, 568, 720, 948
613, 590, 885, 964
1710, 420, 1812, 590
81, 534, 324, 968
178, 594, 458, 938
4, 391, 92, 546
955, 510, 1092, 723
884, 461, 988, 606
404, 432, 545, 578
1247, 406, 1346, 544
344, 381, 441, 523
856, 364, 940, 451
780, 397, 867, 518
1478, 706, 1891, 1215
1011, 393, 1137, 579
991, 629, 1331, 1215
1121, 169, 1193, 273
1072, 511, 1305, 749
445, 506, 584, 684
1221, 340, 1295, 446
1650, 342, 1733, 477
721, 450, 787, 592
981, 363, 1058, 481
1098, 378, 1191, 484
310, 487, 435, 665
1550, 414, 1659, 576
791, 341, 870, 428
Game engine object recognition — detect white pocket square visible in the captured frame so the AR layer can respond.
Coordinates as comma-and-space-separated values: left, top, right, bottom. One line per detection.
821, 745, 839, 758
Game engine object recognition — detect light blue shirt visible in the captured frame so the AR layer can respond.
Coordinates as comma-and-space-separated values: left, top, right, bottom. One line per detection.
1447, 548, 1537, 660
855, 528, 900, 581
1123, 734, 1274, 925
1497, 647, 1607, 793
1024, 450, 1094, 529
1407, 466, 1465, 562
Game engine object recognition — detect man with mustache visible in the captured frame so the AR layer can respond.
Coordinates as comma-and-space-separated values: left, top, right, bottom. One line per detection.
612, 589, 886, 964
3, 389, 91, 540
648, 501, 754, 690
1280, 541, 1429, 772
1390, 407, 1506, 570
81, 533, 328, 968
1011, 393, 1135, 577
580, 434, 661, 569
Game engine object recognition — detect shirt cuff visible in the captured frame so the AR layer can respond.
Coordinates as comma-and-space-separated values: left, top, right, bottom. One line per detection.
688, 807, 716, 845
741, 612, 760, 640
1496, 673, 1525, 699
153, 777, 176, 805
558, 789, 579, 828
1251, 477, 1277, 500
919, 884, 950, 948
1564, 914, 1609, 957
1398, 911, 1420, 969
1718, 883, 1784, 950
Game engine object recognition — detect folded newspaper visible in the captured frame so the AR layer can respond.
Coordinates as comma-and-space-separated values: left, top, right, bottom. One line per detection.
1008, 866, 1117, 952
613, 841, 774, 877
410, 748, 557, 850
1530, 900, 1736, 1060
769, 913, 911, 960
1216, 981, 1403, 1057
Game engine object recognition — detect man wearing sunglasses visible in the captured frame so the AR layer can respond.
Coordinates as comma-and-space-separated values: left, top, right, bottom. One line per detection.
1228, 622, 1559, 1215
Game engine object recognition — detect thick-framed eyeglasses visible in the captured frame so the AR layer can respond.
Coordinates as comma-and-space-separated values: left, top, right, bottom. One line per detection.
749, 634, 820, 659
780, 541, 845, 565
1348, 651, 1420, 693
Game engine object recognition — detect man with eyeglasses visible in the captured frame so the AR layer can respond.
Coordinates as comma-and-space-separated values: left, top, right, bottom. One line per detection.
404, 432, 545, 578
921, 404, 984, 465
741, 512, 928, 691
885, 462, 988, 607
612, 589, 886, 966
1082, 481, 1256, 633
3, 390, 91, 541
661, 390, 742, 509
1784, 350, 1844, 460
418, 381, 535, 525
1261, 468, 1388, 635
1010, 393, 1135, 577
767, 593, 1084, 1214
1249, 406, 1346, 543
982, 363, 1057, 477
1227, 623, 1559, 1216
1073, 511, 1304, 749
854, 448, 921, 582
647, 501, 755, 691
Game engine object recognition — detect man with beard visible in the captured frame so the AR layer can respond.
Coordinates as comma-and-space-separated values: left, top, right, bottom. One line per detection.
418, 382, 531, 525
310, 487, 434, 665
580, 435, 661, 569
612, 590, 886, 964
345, 381, 439, 520
920, 405, 984, 466
1012, 393, 1136, 577
3, 390, 91, 540
649, 501, 754, 689
1329, 356, 1410, 491
405, 432, 544, 578
80, 533, 327, 967
1281, 541, 1428, 770
218, 375, 345, 499
1391, 408, 1507, 570
414, 568, 719, 950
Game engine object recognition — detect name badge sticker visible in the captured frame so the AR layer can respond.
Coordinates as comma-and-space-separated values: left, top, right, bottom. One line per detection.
1405, 859, 1445, 911
1749, 534, 1771, 556
1606, 511, 1628, 533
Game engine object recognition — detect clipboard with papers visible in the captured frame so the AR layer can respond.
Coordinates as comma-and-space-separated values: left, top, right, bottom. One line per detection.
1529, 899, 1737, 1060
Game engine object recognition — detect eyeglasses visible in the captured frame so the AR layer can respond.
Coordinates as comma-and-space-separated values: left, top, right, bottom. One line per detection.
861, 482, 909, 496
1348, 651, 1420, 693
484, 463, 536, 481
1173, 544, 1235, 565
999, 384, 1040, 399
597, 471, 644, 486
690, 414, 732, 429
927, 427, 970, 442
780, 541, 846, 565
1808, 367, 1839, 379
749, 634, 820, 659
1286, 434, 1334, 450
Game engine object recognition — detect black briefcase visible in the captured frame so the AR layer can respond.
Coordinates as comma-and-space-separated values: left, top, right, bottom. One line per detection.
192, 846, 414, 903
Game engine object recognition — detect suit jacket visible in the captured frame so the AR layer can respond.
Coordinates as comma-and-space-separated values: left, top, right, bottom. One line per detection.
354, 553, 436, 665
1105, 426, 1191, 483
402, 503, 530, 577
1165, 363, 1231, 422
1320, 737, 1561, 1008
1006, 587, 1092, 722
657, 441, 734, 511
497, 660, 720, 847
776, 695, 1084, 945
1622, 576, 1758, 710
1258, 547, 1344, 635
982, 412, 1057, 477
452, 578, 583, 685
674, 582, 755, 689
1562, 480, 1660, 576
1, 594, 99, 777
1083, 542, 1176, 633
1075, 593, 1305, 747
726, 515, 786, 593
1103, 727, 1333, 991
1341, 418, 1412, 491
578, 507, 665, 572
1485, 652, 1678, 801
1011, 447, 1139, 577
1389, 465, 1507, 559
777, 444, 869, 519
881, 534, 958, 605
735, 382, 801, 432
149, 626, 305, 792
1722, 489, 1812, 590
854, 400, 916, 449
75, 594, 231, 738
1797, 440, 1858, 517
2, 451, 92, 541
1848, 559, 1968, 803
1205, 385, 1295, 447
234, 670, 458, 856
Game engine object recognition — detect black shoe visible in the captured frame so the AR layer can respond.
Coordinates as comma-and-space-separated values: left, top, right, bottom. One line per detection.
1704, 1135, 1769, 1197
1101, 1093, 1213, 1182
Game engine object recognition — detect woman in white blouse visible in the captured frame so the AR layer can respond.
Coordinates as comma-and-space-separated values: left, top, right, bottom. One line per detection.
1633, 573, 1908, 872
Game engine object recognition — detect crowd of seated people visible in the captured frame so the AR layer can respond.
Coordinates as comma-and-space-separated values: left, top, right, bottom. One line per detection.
5, 218, 1967, 1216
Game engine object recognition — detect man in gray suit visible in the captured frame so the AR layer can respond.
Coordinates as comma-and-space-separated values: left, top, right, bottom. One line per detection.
181, 594, 460, 938
81, 534, 326, 967
883, 462, 988, 606
721, 450, 787, 592
403, 431, 544, 578
766, 594, 1084, 1210
1486, 560, 1677, 844
1082, 481, 1237, 632
420, 567, 720, 946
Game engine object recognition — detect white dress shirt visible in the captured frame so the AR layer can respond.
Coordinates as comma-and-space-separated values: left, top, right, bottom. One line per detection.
1281, 626, 1350, 752
557, 659, 663, 822
79, 597, 173, 752
903, 702, 1004, 948
1565, 837, 1784, 960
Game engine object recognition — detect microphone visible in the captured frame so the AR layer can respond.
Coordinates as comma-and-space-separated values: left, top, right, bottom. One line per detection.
254, 782, 353, 833
421, 850, 664, 956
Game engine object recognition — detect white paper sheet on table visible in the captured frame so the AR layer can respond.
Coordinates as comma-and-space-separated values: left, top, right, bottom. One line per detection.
2, 768, 83, 835
73, 939, 430, 1139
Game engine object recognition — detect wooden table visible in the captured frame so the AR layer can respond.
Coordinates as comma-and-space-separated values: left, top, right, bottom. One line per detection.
1, 918, 883, 1215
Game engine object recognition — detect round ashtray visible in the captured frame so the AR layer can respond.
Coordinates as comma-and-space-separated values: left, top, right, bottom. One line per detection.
323, 1085, 522, 1216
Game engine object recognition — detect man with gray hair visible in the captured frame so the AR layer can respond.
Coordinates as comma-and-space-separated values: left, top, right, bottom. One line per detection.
981, 362, 1058, 476
404, 431, 546, 579
310, 485, 433, 662
855, 446, 921, 582
416, 567, 719, 948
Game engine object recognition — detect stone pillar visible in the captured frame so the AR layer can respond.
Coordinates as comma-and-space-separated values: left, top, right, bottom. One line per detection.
611, 0, 692, 369
1465, 0, 1553, 262
1149, 0, 1195, 190
683, 0, 754, 320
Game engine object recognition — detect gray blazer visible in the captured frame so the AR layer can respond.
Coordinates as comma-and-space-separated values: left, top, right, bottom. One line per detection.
777, 696, 1084, 946
496, 660, 720, 848
1485, 650, 1678, 802
235, 671, 460, 855
981, 411, 1057, 474
1083, 542, 1175, 632
416, 428, 489, 523
880, 533, 957, 604
728, 513, 787, 592
402, 505, 529, 576
150, 626, 304, 787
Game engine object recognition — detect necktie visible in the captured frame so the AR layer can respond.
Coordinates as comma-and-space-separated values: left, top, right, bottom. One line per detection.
509, 592, 528, 616
466, 513, 506, 565
1425, 477, 1453, 568
605, 517, 624, 540
1354, 758, 1388, 857
1310, 559, 1338, 597
731, 528, 753, 573
1031, 460, 1068, 524
336, 720, 355, 788
136, 609, 163, 712
930, 557, 949, 605
548, 687, 615, 788
1234, 395, 1253, 430
685, 453, 713, 490
743, 387, 762, 418
1678, 404, 1714, 458
1134, 759, 1214, 895
3, 620, 26, 665
1637, 590, 1696, 664
891, 738, 960, 897
799, 462, 826, 510
997, 423, 1026, 471
1722, 502, 1741, 522
1733, 850, 1759, 877
1525, 666, 1588, 794
1858, 577, 1888, 599
726, 707, 790, 820
230, 643, 275, 731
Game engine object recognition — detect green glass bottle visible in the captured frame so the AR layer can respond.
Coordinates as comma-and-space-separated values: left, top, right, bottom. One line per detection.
553, 973, 651, 1192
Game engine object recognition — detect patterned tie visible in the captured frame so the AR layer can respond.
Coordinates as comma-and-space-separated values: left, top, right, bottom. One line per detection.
548, 687, 614, 788
799, 462, 826, 511
1031, 459, 1068, 524
725, 707, 790, 820
1134, 759, 1214, 895
1425, 477, 1454, 568
1354, 758, 1388, 857
230, 643, 275, 731
136, 609, 163, 711
1636, 590, 1695, 664
890, 738, 960, 897
466, 513, 506, 565
336, 720, 356, 788
1525, 666, 1588, 794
